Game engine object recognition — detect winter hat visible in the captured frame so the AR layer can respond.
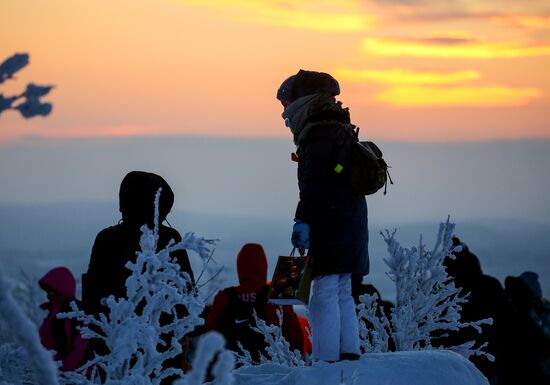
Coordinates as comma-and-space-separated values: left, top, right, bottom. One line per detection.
519, 271, 542, 298
277, 69, 340, 103
236, 243, 268, 287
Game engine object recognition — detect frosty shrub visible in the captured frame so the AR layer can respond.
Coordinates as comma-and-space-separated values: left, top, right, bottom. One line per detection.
58, 189, 221, 384
11, 270, 46, 329
357, 218, 493, 361
234, 309, 306, 367
0, 270, 59, 385
0, 271, 45, 345
175, 332, 235, 385
0, 53, 54, 119
0, 189, 234, 384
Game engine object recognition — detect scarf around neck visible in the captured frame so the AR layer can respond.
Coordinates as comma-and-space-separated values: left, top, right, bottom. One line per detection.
282, 93, 340, 145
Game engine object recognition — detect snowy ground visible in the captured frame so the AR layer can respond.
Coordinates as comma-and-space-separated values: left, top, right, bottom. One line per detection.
233, 350, 488, 385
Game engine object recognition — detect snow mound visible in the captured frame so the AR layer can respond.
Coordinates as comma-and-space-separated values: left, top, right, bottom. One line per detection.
233, 350, 488, 385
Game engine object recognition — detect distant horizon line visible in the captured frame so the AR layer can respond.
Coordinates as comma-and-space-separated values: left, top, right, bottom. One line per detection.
2, 133, 550, 146
1, 200, 549, 228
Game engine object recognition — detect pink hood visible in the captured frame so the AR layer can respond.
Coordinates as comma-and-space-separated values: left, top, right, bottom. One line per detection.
39, 267, 76, 302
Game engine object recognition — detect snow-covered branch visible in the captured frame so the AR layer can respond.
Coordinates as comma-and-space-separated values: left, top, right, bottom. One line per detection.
357, 218, 493, 361
0, 270, 59, 385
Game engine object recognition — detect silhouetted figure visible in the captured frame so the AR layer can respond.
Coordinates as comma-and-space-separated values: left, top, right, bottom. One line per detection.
277, 69, 368, 362
437, 237, 514, 385
39, 267, 89, 371
504, 272, 550, 385
82, 171, 195, 379
205, 243, 304, 363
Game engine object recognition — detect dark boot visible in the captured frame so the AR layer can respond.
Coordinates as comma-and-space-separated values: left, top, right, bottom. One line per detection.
340, 353, 361, 361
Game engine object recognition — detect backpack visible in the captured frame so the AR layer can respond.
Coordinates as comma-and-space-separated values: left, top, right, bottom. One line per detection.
344, 126, 393, 195
220, 286, 271, 362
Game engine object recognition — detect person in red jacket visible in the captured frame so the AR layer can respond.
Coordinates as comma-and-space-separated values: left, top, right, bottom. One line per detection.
205, 243, 304, 362
39, 267, 89, 371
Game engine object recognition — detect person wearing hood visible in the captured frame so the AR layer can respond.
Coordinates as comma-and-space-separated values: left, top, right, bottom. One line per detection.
39, 266, 89, 371
204, 243, 304, 361
276, 70, 369, 362
82, 171, 195, 373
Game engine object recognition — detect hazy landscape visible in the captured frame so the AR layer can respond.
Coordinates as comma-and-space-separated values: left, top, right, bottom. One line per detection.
1, 136, 549, 301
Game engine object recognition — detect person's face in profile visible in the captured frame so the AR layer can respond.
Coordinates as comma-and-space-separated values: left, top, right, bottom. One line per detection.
281, 100, 291, 111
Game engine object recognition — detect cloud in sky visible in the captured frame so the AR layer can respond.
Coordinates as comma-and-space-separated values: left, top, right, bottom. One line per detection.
391, 12, 550, 31
333, 68, 481, 85
334, 67, 543, 107
363, 37, 550, 58
179, 0, 376, 32
376, 85, 542, 107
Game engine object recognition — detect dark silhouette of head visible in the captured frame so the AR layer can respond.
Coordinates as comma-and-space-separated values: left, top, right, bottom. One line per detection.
119, 171, 174, 227
443, 237, 482, 288
277, 69, 340, 103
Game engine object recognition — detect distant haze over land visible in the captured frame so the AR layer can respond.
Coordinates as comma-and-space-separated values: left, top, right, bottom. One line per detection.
1, 136, 549, 300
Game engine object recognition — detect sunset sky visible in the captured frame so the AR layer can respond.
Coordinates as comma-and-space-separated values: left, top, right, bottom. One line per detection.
1, 0, 549, 142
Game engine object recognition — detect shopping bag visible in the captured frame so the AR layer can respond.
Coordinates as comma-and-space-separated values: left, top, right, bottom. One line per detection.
268, 248, 312, 306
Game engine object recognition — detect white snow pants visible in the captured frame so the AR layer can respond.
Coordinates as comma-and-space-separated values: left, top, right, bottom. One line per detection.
308, 273, 360, 362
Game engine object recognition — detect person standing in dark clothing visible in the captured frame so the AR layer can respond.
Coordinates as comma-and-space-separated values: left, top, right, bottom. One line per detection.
276, 70, 369, 362
82, 171, 195, 375
438, 237, 514, 385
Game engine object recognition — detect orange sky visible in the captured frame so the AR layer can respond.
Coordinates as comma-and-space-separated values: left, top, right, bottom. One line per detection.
1, 0, 549, 142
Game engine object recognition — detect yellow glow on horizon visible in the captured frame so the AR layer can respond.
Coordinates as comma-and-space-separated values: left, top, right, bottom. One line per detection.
1, 0, 549, 142
179, 0, 376, 32
333, 68, 481, 85
376, 86, 543, 107
363, 38, 550, 59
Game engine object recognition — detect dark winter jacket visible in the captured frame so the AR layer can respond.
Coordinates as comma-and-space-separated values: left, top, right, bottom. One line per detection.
83, 223, 194, 317
205, 243, 304, 358
39, 267, 89, 371
82, 172, 195, 383
283, 93, 369, 277
83, 171, 194, 317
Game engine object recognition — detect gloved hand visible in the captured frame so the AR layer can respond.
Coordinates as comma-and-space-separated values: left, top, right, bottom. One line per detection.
291, 220, 310, 250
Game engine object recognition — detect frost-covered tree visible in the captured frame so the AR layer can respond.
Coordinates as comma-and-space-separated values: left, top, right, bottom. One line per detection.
0, 53, 53, 119
175, 332, 235, 385
0, 270, 59, 385
358, 218, 492, 362
0, 271, 45, 346
234, 309, 306, 367
59, 189, 216, 384
0, 190, 235, 384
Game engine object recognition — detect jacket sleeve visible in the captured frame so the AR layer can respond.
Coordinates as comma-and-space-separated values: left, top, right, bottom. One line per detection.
204, 291, 229, 332
295, 138, 336, 223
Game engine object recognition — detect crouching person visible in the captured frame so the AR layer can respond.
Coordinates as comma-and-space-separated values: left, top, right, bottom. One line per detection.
205, 243, 304, 363
39, 266, 89, 371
